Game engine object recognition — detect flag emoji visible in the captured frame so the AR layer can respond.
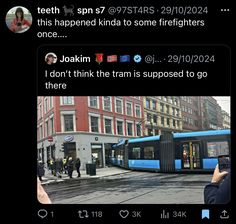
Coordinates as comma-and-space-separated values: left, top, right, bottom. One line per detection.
120, 55, 130, 62
107, 55, 117, 62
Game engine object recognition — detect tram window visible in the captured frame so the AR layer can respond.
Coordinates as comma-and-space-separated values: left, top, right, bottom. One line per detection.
132, 147, 141, 159
144, 146, 154, 159
207, 141, 229, 157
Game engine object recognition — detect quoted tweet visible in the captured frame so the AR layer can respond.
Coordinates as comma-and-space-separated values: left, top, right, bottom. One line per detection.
37, 44, 230, 95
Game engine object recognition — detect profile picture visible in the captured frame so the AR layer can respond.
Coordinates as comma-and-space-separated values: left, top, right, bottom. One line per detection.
6, 6, 32, 33
45, 53, 57, 65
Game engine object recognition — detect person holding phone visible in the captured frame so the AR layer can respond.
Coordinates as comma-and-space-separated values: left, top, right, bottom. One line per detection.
204, 157, 230, 204
10, 7, 31, 33
37, 178, 51, 204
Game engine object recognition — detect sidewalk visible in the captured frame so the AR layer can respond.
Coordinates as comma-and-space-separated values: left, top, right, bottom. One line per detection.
41, 166, 131, 185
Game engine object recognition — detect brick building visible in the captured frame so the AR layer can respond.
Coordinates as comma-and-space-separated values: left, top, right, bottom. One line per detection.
37, 96, 144, 169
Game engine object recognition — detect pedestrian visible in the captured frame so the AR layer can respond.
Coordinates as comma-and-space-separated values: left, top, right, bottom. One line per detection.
37, 160, 45, 181
67, 157, 74, 178
204, 164, 230, 204
55, 158, 62, 178
49, 158, 55, 175
63, 156, 67, 174
75, 157, 81, 178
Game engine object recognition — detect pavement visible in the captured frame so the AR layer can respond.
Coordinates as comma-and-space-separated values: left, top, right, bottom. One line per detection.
41, 166, 131, 185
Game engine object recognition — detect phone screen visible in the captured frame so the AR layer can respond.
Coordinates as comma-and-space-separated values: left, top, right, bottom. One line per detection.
218, 155, 230, 172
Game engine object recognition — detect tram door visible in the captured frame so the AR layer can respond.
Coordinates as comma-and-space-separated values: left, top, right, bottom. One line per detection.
182, 141, 201, 169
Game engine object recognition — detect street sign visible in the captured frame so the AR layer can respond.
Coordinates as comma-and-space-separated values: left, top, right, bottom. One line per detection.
48, 136, 53, 142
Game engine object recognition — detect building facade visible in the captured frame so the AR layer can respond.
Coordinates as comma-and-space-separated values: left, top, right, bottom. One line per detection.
180, 96, 225, 131
37, 96, 144, 169
222, 110, 230, 129
180, 96, 201, 131
143, 96, 183, 135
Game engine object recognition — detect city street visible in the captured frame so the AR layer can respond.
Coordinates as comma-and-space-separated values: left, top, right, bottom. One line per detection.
44, 169, 212, 204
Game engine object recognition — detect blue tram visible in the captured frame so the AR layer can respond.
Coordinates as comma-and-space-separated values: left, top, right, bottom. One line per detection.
111, 129, 230, 173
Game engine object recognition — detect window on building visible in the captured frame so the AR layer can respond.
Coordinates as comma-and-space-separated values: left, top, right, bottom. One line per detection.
152, 100, 156, 110
136, 124, 141, 136
148, 128, 153, 136
207, 141, 229, 157
161, 117, 165, 125
144, 146, 154, 159
62, 96, 73, 105
172, 107, 175, 116
90, 116, 99, 132
89, 96, 98, 108
173, 119, 176, 127
44, 98, 48, 113
155, 129, 159, 135
40, 125, 43, 139
169, 97, 173, 104
167, 118, 170, 126
153, 115, 157, 124
146, 99, 151, 109
126, 102, 133, 116
174, 98, 178, 106
163, 96, 167, 102
115, 98, 123, 113
50, 117, 54, 134
176, 109, 179, 117
127, 122, 133, 136
39, 104, 42, 118
49, 97, 53, 109
117, 121, 123, 135
132, 147, 141, 159
64, 115, 74, 132
135, 105, 141, 118
160, 103, 164, 112
105, 118, 112, 134
166, 105, 170, 114
45, 120, 49, 136
103, 96, 111, 111
147, 113, 152, 123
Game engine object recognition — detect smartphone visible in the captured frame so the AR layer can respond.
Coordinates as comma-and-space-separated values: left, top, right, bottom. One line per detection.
218, 155, 230, 172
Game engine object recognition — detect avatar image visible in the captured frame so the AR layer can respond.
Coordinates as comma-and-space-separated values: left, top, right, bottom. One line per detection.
6, 6, 32, 33
45, 53, 57, 65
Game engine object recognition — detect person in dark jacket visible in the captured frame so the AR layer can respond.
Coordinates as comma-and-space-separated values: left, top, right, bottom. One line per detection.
204, 164, 230, 204
75, 157, 81, 178
67, 157, 74, 178
37, 161, 45, 181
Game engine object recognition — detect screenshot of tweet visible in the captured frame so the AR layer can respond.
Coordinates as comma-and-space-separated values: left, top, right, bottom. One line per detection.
3, 0, 232, 223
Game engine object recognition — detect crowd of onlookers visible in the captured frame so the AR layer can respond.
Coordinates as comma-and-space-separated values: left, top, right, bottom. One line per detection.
37, 156, 81, 180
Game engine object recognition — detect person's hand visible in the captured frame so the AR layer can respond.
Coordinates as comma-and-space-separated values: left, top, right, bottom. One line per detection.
37, 178, 52, 204
211, 164, 228, 184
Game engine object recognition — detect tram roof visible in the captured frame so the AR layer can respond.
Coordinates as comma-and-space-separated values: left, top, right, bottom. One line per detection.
128, 135, 160, 143
173, 129, 230, 138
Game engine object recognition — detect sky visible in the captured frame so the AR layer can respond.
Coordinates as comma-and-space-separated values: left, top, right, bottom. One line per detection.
213, 97, 231, 115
